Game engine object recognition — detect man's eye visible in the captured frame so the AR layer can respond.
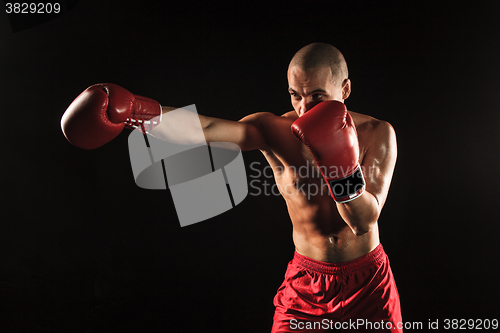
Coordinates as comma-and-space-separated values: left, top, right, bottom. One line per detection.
313, 94, 324, 99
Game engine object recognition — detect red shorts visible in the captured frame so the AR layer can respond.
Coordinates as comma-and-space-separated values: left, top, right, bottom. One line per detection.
272, 244, 402, 333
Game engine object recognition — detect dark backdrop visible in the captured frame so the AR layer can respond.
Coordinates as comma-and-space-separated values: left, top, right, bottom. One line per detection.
1, 0, 499, 332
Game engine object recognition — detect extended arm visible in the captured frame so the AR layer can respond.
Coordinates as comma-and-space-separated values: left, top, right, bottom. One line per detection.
61, 83, 269, 152
150, 106, 269, 151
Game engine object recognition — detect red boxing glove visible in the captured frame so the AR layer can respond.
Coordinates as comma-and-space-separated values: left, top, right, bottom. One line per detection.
61, 83, 162, 150
291, 100, 365, 203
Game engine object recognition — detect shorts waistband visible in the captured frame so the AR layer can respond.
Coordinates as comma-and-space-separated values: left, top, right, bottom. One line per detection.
292, 243, 386, 275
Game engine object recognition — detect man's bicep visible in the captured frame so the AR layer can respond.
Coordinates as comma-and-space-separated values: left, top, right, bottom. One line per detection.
198, 112, 269, 151
197, 116, 259, 151
225, 112, 274, 151
361, 121, 397, 209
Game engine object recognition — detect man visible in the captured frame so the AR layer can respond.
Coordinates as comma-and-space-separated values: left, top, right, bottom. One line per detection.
61, 43, 401, 332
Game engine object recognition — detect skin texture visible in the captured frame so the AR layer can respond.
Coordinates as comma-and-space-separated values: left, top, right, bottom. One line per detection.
151, 44, 397, 263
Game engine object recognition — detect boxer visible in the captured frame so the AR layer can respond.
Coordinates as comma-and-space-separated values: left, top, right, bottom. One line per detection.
61, 43, 401, 332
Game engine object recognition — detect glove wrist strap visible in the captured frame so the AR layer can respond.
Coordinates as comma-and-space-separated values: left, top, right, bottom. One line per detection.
328, 166, 365, 203
125, 96, 162, 133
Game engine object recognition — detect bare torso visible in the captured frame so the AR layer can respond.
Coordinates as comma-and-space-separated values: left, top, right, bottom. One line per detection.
257, 110, 381, 263
153, 104, 393, 263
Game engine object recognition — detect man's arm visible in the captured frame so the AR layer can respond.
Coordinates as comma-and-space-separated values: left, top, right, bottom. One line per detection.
337, 120, 397, 235
150, 106, 271, 151
61, 83, 271, 151
291, 101, 397, 236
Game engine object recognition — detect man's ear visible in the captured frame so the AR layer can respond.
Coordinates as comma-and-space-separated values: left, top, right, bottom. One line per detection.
342, 79, 351, 100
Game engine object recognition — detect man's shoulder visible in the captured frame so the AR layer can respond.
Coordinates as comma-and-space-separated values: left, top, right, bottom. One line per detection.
349, 110, 396, 156
349, 110, 395, 137
240, 111, 295, 126
236, 111, 298, 154
249, 110, 297, 120
281, 110, 298, 120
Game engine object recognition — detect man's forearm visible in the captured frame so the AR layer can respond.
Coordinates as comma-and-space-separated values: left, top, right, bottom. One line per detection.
149, 106, 209, 145
337, 191, 380, 236
150, 106, 262, 151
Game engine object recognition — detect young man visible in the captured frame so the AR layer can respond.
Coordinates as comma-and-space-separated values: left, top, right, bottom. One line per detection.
61, 43, 401, 332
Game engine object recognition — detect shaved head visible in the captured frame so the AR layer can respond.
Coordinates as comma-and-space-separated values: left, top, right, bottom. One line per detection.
289, 43, 348, 87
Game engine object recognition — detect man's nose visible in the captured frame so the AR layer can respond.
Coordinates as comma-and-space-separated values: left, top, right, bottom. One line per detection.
298, 99, 321, 116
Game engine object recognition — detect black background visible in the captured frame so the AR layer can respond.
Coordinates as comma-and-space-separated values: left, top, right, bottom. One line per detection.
1, 0, 499, 332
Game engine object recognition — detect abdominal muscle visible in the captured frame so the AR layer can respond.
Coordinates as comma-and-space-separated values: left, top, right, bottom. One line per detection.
278, 170, 380, 263
260, 112, 380, 263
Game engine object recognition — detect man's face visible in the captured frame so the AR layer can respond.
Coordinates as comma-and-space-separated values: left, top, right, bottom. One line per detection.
288, 65, 349, 117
